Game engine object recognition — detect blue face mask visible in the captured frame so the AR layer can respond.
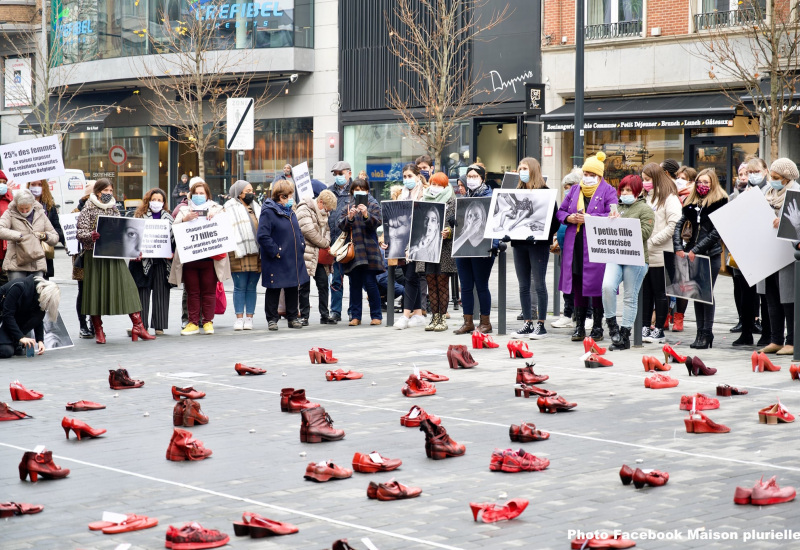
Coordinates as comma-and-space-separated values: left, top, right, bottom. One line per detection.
769, 179, 784, 190
335, 175, 347, 187
0, 184, 8, 196
620, 194, 636, 205
285, 198, 294, 208
403, 178, 416, 189
420, 169, 430, 179
519, 170, 530, 184
748, 173, 764, 186
191, 195, 206, 206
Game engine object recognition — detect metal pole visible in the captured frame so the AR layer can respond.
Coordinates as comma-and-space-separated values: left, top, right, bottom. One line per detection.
794, 251, 800, 361
573, 0, 585, 165
237, 150, 245, 181
498, 249, 507, 335
387, 267, 395, 327
633, 285, 644, 348
553, 255, 561, 317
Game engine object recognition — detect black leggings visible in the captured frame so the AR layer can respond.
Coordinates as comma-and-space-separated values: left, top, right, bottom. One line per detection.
765, 272, 794, 346
641, 266, 668, 328
426, 274, 450, 315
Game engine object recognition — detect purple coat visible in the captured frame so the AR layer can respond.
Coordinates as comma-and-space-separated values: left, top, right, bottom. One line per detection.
556, 179, 618, 296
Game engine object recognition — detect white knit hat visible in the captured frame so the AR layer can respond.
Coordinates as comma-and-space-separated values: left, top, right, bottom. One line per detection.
770, 158, 799, 181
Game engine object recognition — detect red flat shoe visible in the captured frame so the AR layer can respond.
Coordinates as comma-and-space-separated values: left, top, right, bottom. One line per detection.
66, 400, 105, 411
514, 384, 557, 398
619, 464, 634, 485
645, 373, 679, 389
303, 460, 353, 482
0, 502, 44, 517
507, 340, 533, 359
239, 514, 298, 537
662, 344, 687, 364
759, 353, 781, 372
516, 362, 548, 384
89, 513, 138, 530
62, 417, 106, 440
9, 380, 43, 401
352, 451, 402, 473
0, 401, 31, 421
679, 393, 719, 411
791, 364, 800, 380
102, 515, 159, 534
325, 369, 363, 381
585, 353, 613, 368
500, 449, 549, 472
470, 499, 528, 522
750, 476, 797, 506
172, 386, 205, 400
402, 374, 436, 397
734, 476, 773, 505
583, 337, 607, 355
419, 370, 449, 382
234, 363, 266, 375
509, 422, 549, 442
374, 480, 423, 501
400, 405, 440, 427
537, 395, 576, 413
684, 411, 730, 433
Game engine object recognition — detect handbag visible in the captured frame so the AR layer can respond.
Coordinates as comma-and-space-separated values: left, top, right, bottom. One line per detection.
317, 247, 335, 266
42, 241, 55, 260
330, 231, 355, 264
215, 281, 227, 314
680, 220, 693, 242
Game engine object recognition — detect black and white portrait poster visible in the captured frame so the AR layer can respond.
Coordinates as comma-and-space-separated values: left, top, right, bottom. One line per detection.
408, 201, 446, 263
777, 189, 800, 242
453, 197, 492, 258
483, 189, 557, 240
93, 216, 145, 259
381, 200, 413, 259
664, 251, 714, 305
28, 313, 73, 351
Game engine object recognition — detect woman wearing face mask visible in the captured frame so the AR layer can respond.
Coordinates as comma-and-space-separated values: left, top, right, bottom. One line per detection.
416, 172, 457, 331
298, 189, 337, 325
511, 158, 559, 339
453, 164, 498, 335
601, 176, 655, 350
672, 168, 728, 349
129, 189, 174, 335
28, 180, 64, 279
76, 178, 154, 344
0, 189, 59, 281
224, 180, 261, 331
338, 178, 383, 326
756, 158, 800, 356
170, 179, 231, 336
639, 163, 680, 344
394, 164, 426, 329
667, 164, 697, 332
416, 155, 433, 187
557, 151, 618, 342
0, 170, 14, 285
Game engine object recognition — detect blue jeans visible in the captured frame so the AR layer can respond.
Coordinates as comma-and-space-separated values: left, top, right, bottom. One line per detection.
231, 271, 260, 315
602, 263, 648, 327
330, 261, 345, 315
455, 257, 495, 316
513, 245, 550, 321
348, 266, 382, 321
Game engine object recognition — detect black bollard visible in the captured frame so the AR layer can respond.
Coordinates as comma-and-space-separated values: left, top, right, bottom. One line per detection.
633, 284, 644, 348
553, 255, 561, 318
498, 248, 507, 335
794, 250, 800, 361
387, 267, 395, 327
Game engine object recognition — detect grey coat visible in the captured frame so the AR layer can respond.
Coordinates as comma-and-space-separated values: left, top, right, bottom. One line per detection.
755, 181, 799, 303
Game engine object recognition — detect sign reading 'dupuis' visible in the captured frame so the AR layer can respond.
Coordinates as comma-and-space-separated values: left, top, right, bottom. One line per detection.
0, 135, 65, 185
173, 212, 236, 263
584, 216, 645, 267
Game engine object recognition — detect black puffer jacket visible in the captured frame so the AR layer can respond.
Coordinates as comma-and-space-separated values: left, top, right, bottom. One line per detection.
672, 197, 728, 256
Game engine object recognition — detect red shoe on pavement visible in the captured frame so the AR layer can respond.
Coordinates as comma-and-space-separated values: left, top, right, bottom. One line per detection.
470, 499, 528, 523
9, 381, 43, 401
500, 448, 549, 472
790, 364, 800, 380
662, 344, 687, 364
400, 405, 440, 427
583, 337, 607, 355
172, 386, 206, 400
632, 467, 669, 488
750, 477, 796, 506
325, 369, 364, 381
584, 353, 613, 368
645, 373, 679, 389
0, 401, 30, 421
419, 370, 449, 382
402, 375, 436, 397
759, 401, 794, 424
352, 452, 402, 473
507, 340, 533, 359
166, 428, 213, 461
65, 400, 105, 411
684, 411, 730, 433
679, 393, 719, 411
672, 312, 685, 332
516, 363, 549, 384
759, 353, 781, 372
232, 512, 299, 538
280, 388, 320, 413
509, 422, 549, 442
234, 363, 266, 375
303, 461, 353, 482
61, 417, 106, 440
537, 395, 577, 413
168, 522, 229, 550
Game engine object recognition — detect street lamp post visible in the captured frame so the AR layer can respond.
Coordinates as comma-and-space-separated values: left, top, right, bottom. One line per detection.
574, 0, 585, 167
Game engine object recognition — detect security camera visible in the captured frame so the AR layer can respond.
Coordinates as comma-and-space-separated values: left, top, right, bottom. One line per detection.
290, 74, 299, 83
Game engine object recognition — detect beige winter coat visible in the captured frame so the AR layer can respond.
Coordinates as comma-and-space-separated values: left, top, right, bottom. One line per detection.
296, 196, 330, 277
646, 192, 682, 268
0, 201, 59, 273
168, 201, 232, 285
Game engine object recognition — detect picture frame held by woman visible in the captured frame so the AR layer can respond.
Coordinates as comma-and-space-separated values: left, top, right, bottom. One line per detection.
381, 200, 413, 260
484, 189, 557, 240
452, 197, 492, 258
408, 201, 446, 263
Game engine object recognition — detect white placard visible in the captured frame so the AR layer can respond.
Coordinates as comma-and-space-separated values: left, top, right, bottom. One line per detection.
60, 212, 79, 255
141, 219, 172, 259
173, 212, 236, 262
292, 161, 313, 202
4, 57, 32, 108
226, 98, 254, 150
0, 135, 65, 184
584, 215, 646, 266
102, 511, 129, 525
483, 188, 557, 240
709, 190, 796, 286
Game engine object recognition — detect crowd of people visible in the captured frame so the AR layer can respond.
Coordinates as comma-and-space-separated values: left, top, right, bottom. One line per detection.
0, 151, 798, 360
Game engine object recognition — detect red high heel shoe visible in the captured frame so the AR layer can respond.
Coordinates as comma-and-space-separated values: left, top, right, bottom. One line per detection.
18, 449, 70, 482
751, 350, 760, 371
309, 347, 338, 364
759, 400, 794, 424
632, 468, 669, 488
685, 356, 716, 376
447, 345, 478, 368
469, 499, 528, 523
759, 353, 781, 372
583, 337, 607, 355
662, 344, 687, 364
619, 464, 634, 485
62, 417, 106, 440
9, 381, 43, 401
684, 411, 730, 433
472, 330, 499, 349
0, 402, 31, 421
642, 355, 670, 371
234, 363, 266, 375
585, 353, 613, 368
507, 340, 533, 359
129, 312, 156, 341
791, 364, 800, 380
537, 395, 577, 413
516, 363, 549, 384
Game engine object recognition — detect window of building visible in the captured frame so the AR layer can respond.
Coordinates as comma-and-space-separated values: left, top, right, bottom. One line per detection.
695, 0, 767, 30
585, 0, 643, 40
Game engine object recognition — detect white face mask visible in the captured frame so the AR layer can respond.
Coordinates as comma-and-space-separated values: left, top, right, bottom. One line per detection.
150, 201, 163, 213
466, 178, 482, 190
29, 186, 43, 197
583, 176, 598, 186
428, 186, 443, 196
675, 178, 687, 190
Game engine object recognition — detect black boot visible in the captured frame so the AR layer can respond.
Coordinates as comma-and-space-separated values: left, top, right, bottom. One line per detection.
618, 326, 632, 350
571, 308, 587, 342
606, 317, 621, 347
590, 306, 604, 341
689, 330, 704, 348
79, 315, 93, 339
694, 329, 713, 350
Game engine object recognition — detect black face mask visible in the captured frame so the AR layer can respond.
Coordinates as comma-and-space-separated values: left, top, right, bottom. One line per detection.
242, 193, 255, 205
100, 193, 114, 204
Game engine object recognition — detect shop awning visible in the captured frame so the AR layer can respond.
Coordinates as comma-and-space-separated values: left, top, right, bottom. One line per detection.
19, 92, 132, 135
540, 94, 738, 132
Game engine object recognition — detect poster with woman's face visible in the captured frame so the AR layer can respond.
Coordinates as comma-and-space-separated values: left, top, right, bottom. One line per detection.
663, 251, 714, 304
453, 197, 492, 258
483, 189, 557, 240
381, 200, 413, 259
93, 216, 145, 259
408, 201, 445, 263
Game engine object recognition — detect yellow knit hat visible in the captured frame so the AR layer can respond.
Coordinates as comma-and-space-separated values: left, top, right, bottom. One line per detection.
582, 151, 606, 177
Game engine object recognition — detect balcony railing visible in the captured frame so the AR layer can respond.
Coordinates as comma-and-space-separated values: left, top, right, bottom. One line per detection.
695, 8, 764, 31
584, 20, 643, 41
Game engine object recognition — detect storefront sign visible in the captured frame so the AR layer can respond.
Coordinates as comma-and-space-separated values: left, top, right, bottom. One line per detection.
173, 212, 236, 262
192, 0, 287, 27
584, 216, 646, 267
525, 83, 546, 115
142, 219, 173, 259
4, 58, 32, 108
544, 117, 735, 132
60, 212, 79, 255
366, 163, 402, 183
0, 135, 65, 185
292, 161, 313, 202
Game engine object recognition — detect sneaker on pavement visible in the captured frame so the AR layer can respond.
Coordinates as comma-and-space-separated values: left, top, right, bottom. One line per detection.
550, 315, 574, 329
641, 327, 652, 342
408, 314, 427, 328
203, 322, 214, 335
181, 323, 200, 336
243, 317, 253, 330
649, 328, 666, 343
515, 321, 534, 336
233, 318, 244, 331
530, 321, 548, 340
395, 316, 410, 330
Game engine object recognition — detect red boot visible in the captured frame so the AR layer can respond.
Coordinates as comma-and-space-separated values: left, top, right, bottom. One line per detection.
129, 312, 156, 341
91, 315, 106, 344
672, 312, 684, 332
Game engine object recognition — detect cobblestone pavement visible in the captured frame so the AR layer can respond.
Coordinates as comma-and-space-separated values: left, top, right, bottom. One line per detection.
2, 254, 799, 549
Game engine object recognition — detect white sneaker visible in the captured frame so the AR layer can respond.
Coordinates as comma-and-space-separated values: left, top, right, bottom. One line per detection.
584, 318, 594, 330
243, 317, 253, 330
550, 315, 573, 329
408, 314, 427, 327
395, 315, 410, 330
233, 318, 244, 331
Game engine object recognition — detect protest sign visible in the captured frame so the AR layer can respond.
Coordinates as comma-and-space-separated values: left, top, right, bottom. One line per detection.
93, 217, 145, 259
381, 200, 413, 260
0, 135, 65, 184
173, 212, 236, 262
141, 219, 172, 259
60, 213, 79, 255
292, 161, 313, 202
453, 197, 492, 258
709, 190, 796, 286
777, 189, 800, 242
583, 215, 646, 266
664, 251, 714, 304
484, 189, 557, 240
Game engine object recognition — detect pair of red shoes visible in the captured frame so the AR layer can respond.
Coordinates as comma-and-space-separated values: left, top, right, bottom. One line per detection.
752, 351, 781, 372
309, 347, 338, 364
325, 369, 363, 381
280, 388, 319, 412
489, 448, 549, 472
0, 401, 31, 421
19, 449, 70, 482
402, 374, 436, 397
679, 393, 719, 411
367, 480, 422, 501
684, 410, 730, 433
233, 513, 298, 538
644, 373, 679, 389
685, 356, 716, 376
400, 405, 440, 427
62, 417, 106, 440
470, 499, 528, 523
419, 418, 465, 460
642, 356, 670, 372
537, 395, 577, 414
9, 380, 42, 401
352, 452, 402, 473
167, 522, 230, 549
172, 386, 205, 400
515, 362, 548, 385
507, 340, 533, 359
166, 428, 213, 461
234, 363, 266, 375
89, 514, 158, 534
735, 476, 796, 506
758, 401, 794, 424
447, 345, 478, 368
662, 344, 686, 363
619, 464, 669, 488
173, 399, 209, 427
304, 461, 352, 482
509, 422, 549, 442
471, 330, 499, 349
585, 353, 613, 368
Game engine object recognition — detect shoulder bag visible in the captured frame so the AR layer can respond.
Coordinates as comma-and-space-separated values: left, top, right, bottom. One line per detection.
330, 230, 355, 264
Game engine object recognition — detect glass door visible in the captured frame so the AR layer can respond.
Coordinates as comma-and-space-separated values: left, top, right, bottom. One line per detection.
692, 144, 729, 190
687, 134, 760, 194
475, 119, 518, 187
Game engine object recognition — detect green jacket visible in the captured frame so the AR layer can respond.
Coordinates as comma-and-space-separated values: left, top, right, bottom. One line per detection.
618, 195, 655, 263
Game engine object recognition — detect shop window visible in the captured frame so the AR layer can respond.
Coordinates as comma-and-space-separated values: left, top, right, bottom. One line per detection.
695, 0, 766, 31
585, 0, 643, 40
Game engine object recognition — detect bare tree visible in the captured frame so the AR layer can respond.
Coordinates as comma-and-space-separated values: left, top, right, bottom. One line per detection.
692, 0, 800, 159
385, 0, 510, 165
134, 0, 283, 179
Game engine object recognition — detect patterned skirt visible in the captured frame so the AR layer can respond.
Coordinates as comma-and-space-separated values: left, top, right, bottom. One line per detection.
81, 251, 142, 316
